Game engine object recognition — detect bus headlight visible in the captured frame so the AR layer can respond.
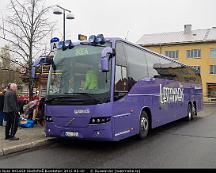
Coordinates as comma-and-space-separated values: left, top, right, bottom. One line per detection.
45, 116, 53, 122
88, 34, 105, 45
65, 40, 74, 49
95, 34, 105, 44
89, 35, 97, 43
90, 117, 111, 124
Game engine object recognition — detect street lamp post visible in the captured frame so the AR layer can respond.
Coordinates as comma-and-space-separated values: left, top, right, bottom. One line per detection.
53, 5, 75, 41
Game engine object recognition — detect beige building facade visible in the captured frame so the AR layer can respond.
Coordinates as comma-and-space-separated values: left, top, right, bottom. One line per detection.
137, 25, 216, 102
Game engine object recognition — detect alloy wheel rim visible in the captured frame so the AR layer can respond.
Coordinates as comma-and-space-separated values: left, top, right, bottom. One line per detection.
141, 117, 148, 131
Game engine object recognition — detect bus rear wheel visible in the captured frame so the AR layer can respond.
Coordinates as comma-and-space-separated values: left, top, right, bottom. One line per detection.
187, 103, 196, 121
139, 111, 149, 139
193, 103, 197, 117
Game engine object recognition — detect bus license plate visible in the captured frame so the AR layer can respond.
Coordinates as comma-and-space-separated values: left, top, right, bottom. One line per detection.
65, 132, 79, 137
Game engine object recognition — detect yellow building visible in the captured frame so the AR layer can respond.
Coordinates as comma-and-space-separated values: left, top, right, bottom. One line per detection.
137, 25, 216, 102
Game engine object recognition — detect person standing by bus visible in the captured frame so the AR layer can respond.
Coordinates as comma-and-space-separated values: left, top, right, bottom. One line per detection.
3, 83, 20, 140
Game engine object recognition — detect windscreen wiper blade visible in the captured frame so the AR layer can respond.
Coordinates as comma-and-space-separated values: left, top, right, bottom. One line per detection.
72, 93, 100, 103
45, 96, 82, 103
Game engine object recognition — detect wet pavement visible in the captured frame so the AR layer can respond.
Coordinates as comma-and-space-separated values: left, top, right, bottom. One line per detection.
0, 104, 216, 168
0, 124, 55, 157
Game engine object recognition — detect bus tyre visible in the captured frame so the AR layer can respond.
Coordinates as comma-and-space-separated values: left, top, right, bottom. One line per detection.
193, 103, 197, 117
139, 111, 149, 139
187, 104, 195, 121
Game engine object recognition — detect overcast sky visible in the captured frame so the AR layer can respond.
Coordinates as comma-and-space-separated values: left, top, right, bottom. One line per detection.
0, 0, 216, 44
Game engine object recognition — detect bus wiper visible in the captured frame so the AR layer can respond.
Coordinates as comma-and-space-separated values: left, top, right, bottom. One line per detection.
72, 93, 100, 103
45, 96, 82, 103
80, 42, 106, 47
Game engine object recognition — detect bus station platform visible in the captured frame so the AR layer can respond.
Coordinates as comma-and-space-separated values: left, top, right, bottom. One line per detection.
0, 125, 56, 157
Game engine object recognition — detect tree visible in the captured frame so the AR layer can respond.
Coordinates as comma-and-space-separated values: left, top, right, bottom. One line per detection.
0, 0, 54, 100
0, 45, 11, 86
1, 45, 11, 70
0, 45, 11, 85
0, 45, 23, 88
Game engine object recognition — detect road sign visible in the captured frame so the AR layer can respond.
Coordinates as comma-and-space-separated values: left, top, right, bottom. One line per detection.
50, 37, 60, 51
50, 37, 60, 43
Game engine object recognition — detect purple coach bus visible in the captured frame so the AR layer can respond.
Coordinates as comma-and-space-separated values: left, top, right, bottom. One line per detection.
45, 35, 203, 141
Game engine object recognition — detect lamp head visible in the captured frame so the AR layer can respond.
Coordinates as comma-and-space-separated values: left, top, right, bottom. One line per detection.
66, 13, 75, 19
53, 7, 62, 15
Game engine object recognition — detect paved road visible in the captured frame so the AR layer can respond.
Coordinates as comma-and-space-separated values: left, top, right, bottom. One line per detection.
1, 105, 216, 168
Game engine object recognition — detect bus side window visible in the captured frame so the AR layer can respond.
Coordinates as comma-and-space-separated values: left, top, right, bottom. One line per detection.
115, 65, 128, 101
124, 44, 148, 82
116, 42, 127, 66
144, 52, 161, 78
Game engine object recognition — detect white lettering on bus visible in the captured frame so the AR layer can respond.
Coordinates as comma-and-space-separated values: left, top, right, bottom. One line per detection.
74, 109, 90, 115
160, 84, 184, 104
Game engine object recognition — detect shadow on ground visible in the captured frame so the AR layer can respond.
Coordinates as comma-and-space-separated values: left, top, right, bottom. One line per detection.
54, 116, 203, 152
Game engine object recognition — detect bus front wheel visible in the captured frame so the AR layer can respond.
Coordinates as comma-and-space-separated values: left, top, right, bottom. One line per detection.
139, 111, 149, 139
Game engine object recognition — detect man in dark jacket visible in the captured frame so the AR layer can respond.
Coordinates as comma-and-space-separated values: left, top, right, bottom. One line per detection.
3, 83, 19, 140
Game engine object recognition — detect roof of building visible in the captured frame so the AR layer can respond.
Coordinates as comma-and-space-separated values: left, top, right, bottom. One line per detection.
137, 27, 216, 46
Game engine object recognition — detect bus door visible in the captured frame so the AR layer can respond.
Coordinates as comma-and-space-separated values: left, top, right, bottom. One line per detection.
113, 65, 134, 138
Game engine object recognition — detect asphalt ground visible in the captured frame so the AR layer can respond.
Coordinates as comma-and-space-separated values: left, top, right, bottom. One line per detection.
0, 104, 216, 168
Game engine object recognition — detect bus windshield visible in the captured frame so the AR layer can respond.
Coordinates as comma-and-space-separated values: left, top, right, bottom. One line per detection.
47, 43, 112, 104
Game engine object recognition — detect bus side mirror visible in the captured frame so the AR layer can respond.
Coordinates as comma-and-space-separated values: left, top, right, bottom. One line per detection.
101, 57, 109, 72
101, 47, 113, 72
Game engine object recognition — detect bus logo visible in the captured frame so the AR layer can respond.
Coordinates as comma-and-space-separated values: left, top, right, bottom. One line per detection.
74, 109, 90, 115
160, 84, 184, 104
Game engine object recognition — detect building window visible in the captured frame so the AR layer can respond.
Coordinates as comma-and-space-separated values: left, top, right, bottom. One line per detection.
207, 84, 216, 98
210, 65, 216, 74
192, 66, 201, 74
210, 49, 216, 58
186, 49, 201, 58
165, 51, 179, 59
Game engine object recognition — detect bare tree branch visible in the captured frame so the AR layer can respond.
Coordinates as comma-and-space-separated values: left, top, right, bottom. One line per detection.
0, 0, 54, 100
1, 46, 28, 63
0, 55, 25, 68
10, 0, 30, 40
0, 35, 29, 61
